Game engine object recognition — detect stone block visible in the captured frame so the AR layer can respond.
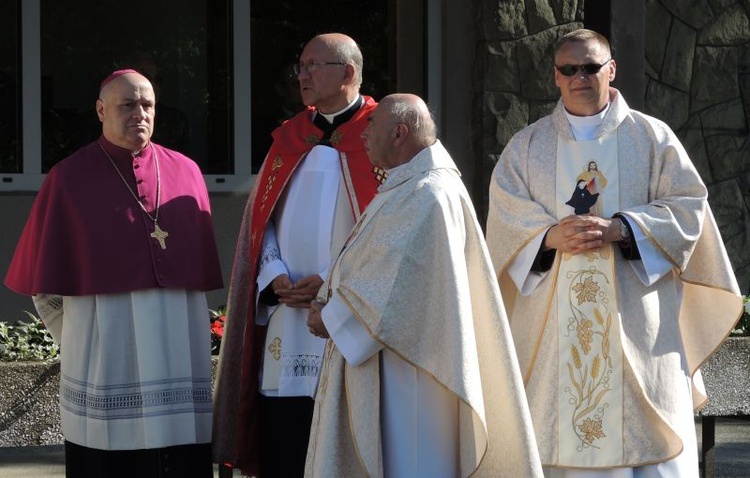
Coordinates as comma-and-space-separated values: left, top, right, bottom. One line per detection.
699, 4, 750, 46
661, 0, 714, 29
645, 0, 672, 77
645, 80, 689, 130
700, 98, 748, 135
485, 40, 520, 92
484, 91, 530, 149
662, 18, 695, 92
677, 114, 713, 184
707, 179, 750, 274
692, 46, 739, 113
706, 134, 750, 182
526, 0, 557, 34
488, 1, 527, 39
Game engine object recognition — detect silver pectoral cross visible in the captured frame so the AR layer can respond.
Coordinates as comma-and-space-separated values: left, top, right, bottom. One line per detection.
151, 223, 169, 250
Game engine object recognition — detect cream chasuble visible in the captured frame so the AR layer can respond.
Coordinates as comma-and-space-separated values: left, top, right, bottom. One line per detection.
556, 135, 624, 467
305, 141, 543, 478
487, 89, 743, 472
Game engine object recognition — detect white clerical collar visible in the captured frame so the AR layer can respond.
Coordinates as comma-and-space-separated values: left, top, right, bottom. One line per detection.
318, 95, 361, 124
564, 103, 610, 141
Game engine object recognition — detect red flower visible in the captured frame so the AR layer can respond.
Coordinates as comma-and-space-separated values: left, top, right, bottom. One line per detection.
211, 315, 225, 338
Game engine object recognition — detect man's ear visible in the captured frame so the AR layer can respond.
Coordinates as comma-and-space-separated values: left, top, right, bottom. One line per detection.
342, 64, 355, 85
96, 99, 105, 122
393, 123, 408, 143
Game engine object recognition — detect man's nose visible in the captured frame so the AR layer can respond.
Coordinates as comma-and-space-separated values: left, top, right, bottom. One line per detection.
133, 105, 148, 118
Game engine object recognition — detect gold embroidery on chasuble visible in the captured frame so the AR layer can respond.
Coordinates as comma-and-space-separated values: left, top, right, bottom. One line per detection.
372, 166, 388, 184
555, 134, 624, 467
329, 130, 343, 146
305, 134, 320, 145
268, 337, 282, 361
260, 156, 285, 212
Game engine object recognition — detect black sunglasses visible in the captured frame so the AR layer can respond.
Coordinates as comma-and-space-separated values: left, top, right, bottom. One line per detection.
555, 59, 612, 77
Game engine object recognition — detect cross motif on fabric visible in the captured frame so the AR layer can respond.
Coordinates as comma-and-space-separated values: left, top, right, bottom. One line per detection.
268, 337, 282, 361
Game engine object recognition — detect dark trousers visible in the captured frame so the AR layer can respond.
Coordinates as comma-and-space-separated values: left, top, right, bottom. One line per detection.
65, 440, 213, 478
258, 395, 315, 478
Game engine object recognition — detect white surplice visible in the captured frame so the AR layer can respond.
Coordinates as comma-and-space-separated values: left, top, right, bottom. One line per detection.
257, 144, 354, 397
54, 289, 212, 450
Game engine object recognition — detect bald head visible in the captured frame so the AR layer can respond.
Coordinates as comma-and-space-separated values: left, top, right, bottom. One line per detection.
361, 93, 437, 170
380, 94, 436, 146
96, 71, 156, 151
308, 33, 363, 88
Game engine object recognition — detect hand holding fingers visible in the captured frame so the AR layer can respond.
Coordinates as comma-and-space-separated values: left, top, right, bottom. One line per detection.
272, 274, 294, 296
280, 275, 324, 303
294, 275, 324, 294
306, 301, 329, 338
547, 215, 612, 254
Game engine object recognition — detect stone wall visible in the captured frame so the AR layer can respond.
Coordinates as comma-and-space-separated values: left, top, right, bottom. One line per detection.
644, 0, 750, 291
476, 0, 750, 293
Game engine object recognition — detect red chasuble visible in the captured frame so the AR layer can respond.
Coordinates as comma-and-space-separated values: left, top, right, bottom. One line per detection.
5, 136, 223, 296
227, 96, 381, 474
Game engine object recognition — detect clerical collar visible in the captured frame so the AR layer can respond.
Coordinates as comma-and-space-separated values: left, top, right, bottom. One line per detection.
564, 103, 610, 141
312, 95, 364, 144
317, 95, 362, 123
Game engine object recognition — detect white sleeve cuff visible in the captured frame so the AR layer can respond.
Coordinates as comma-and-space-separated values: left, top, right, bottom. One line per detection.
508, 230, 549, 296
624, 217, 673, 286
322, 295, 382, 366
257, 260, 289, 292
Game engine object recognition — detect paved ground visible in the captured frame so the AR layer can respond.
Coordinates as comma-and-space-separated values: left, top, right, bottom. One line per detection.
0, 418, 748, 477
0, 445, 242, 477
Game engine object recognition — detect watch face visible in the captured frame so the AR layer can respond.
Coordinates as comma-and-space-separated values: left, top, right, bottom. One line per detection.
620, 221, 630, 239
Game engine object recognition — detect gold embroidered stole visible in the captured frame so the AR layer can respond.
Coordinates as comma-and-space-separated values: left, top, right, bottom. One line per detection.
555, 134, 624, 467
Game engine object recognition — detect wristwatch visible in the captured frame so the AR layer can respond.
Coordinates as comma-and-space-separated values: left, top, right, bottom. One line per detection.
619, 218, 630, 241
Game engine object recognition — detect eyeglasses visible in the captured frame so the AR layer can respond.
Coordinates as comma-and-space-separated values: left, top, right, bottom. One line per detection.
555, 59, 612, 77
293, 61, 346, 75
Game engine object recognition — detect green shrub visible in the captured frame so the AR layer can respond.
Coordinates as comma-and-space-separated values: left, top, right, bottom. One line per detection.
733, 295, 750, 337
0, 311, 59, 361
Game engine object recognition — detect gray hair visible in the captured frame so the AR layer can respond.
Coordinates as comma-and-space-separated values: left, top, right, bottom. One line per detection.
387, 97, 437, 144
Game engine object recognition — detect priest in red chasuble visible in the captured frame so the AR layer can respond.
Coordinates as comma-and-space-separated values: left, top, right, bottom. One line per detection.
212, 33, 382, 477
5, 69, 223, 477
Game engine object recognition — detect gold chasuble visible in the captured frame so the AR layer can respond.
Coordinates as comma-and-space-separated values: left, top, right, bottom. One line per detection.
555, 135, 624, 466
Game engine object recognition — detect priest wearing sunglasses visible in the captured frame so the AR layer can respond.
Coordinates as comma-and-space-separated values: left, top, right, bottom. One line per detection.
486, 29, 742, 477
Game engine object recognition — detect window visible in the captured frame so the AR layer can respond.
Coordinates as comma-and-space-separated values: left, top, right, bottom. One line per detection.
0, 0, 20, 176
249, 0, 392, 172
3, 0, 240, 191
1, 0, 427, 191
39, 0, 232, 175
